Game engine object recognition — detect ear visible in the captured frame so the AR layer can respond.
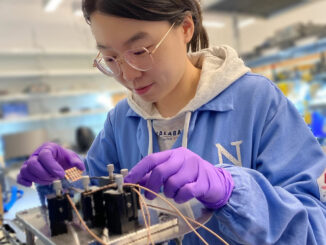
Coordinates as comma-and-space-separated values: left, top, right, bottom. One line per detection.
181, 13, 195, 44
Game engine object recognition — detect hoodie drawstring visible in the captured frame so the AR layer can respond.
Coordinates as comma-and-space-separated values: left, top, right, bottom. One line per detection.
182, 111, 192, 149
147, 120, 153, 155
146, 111, 192, 156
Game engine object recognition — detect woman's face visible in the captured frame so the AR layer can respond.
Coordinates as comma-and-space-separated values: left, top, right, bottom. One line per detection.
90, 12, 191, 103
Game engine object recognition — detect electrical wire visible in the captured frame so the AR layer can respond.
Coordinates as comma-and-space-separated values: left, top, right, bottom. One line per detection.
131, 185, 229, 245
66, 182, 228, 245
66, 194, 109, 245
131, 187, 154, 245
124, 183, 209, 245
146, 204, 229, 245
66, 188, 150, 245
83, 183, 117, 196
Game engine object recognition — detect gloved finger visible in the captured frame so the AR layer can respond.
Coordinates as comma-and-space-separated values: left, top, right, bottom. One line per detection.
31, 143, 48, 156
174, 168, 209, 203
18, 164, 55, 186
163, 159, 199, 198
139, 174, 155, 199
198, 167, 229, 203
32, 142, 55, 156
124, 150, 172, 184
38, 149, 66, 179
138, 173, 151, 186
26, 158, 59, 182
65, 149, 85, 171
177, 163, 210, 200
173, 182, 199, 203
144, 152, 184, 200
176, 167, 231, 206
17, 173, 32, 187
17, 164, 34, 186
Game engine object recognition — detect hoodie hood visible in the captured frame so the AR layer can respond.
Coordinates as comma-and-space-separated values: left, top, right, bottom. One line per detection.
127, 45, 251, 120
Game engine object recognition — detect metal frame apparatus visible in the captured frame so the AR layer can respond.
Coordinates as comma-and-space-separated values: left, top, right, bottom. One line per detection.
14, 165, 213, 245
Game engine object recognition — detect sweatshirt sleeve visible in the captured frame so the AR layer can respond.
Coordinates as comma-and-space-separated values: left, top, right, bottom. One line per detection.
84, 109, 120, 177
215, 81, 326, 244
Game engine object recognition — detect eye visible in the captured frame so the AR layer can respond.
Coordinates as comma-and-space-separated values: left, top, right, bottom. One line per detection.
133, 49, 147, 56
104, 57, 116, 63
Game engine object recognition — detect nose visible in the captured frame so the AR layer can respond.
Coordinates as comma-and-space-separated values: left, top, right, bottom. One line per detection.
120, 61, 142, 82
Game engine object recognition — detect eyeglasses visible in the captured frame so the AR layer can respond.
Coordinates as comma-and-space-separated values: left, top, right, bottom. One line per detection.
93, 22, 176, 77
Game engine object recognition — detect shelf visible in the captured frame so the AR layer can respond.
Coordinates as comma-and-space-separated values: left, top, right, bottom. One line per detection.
246, 37, 326, 68
0, 71, 43, 79
0, 49, 125, 139
0, 108, 108, 123
0, 109, 110, 135
310, 98, 326, 108
0, 50, 97, 56
0, 88, 126, 102
0, 69, 103, 79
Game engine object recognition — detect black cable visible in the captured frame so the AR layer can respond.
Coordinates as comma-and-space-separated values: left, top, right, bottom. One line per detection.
89, 176, 109, 180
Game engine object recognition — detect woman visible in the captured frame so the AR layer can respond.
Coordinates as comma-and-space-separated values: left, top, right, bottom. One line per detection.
17, 0, 326, 244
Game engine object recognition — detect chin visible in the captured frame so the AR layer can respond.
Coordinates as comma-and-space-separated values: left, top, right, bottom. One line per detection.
135, 93, 158, 103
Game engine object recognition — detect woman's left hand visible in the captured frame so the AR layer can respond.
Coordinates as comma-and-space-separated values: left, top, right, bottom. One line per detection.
124, 147, 234, 209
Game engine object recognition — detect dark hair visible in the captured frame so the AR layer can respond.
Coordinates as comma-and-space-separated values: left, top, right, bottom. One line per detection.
82, 0, 209, 52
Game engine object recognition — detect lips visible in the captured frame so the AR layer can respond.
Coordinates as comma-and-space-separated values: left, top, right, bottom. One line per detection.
134, 83, 153, 95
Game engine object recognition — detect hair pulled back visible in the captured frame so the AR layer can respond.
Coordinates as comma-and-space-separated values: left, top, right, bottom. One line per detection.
82, 0, 209, 52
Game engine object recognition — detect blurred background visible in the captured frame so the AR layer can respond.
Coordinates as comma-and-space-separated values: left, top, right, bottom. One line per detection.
1, 0, 326, 239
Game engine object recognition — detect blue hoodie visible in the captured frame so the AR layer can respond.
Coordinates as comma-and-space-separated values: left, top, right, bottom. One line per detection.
85, 46, 326, 244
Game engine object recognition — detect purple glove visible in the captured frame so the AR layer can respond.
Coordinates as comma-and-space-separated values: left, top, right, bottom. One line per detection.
124, 147, 234, 209
17, 142, 85, 187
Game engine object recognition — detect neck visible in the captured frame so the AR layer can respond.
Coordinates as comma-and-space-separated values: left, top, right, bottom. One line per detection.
155, 59, 201, 118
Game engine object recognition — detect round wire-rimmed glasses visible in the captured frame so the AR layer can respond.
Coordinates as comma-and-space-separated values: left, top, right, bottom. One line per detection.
93, 22, 176, 77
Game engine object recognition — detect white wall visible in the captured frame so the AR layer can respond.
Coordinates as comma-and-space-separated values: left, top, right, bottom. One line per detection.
1, 0, 326, 54
0, 0, 95, 51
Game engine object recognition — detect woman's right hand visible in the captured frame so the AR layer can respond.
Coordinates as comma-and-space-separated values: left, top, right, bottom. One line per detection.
17, 142, 85, 187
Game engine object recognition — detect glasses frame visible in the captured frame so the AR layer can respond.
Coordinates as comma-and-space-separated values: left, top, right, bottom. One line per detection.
93, 22, 176, 77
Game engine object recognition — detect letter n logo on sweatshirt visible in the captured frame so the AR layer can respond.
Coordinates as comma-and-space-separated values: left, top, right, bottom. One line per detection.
216, 141, 243, 166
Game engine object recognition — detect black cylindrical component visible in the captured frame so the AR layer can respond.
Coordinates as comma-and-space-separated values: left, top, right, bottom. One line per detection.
81, 193, 93, 227
47, 194, 72, 236
103, 187, 139, 235
93, 191, 106, 227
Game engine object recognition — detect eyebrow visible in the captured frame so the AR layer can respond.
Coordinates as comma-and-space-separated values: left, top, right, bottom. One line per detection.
96, 31, 150, 50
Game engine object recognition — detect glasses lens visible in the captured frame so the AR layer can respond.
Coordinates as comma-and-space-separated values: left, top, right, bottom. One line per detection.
97, 56, 120, 76
124, 47, 154, 71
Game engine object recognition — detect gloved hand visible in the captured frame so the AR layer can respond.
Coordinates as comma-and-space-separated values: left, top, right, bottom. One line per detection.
125, 147, 234, 209
17, 142, 85, 187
